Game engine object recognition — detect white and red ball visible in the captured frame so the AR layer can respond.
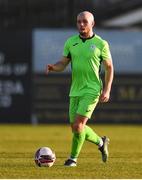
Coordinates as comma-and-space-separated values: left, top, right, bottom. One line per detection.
34, 147, 56, 167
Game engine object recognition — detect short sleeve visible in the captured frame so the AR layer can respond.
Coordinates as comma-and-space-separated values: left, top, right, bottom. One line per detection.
102, 41, 112, 61
63, 40, 70, 57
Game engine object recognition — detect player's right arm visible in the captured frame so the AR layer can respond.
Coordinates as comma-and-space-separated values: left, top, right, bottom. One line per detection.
45, 56, 70, 74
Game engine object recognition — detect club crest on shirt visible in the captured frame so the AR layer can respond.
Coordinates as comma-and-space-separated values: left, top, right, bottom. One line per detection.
90, 44, 96, 51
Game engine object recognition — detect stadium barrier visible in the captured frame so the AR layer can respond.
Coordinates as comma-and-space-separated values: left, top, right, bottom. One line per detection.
0, 30, 32, 123
33, 73, 142, 124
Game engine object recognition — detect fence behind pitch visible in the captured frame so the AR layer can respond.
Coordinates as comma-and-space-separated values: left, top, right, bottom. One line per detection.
33, 73, 142, 124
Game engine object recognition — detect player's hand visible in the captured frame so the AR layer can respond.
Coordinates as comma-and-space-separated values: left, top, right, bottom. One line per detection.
99, 90, 110, 103
45, 64, 54, 74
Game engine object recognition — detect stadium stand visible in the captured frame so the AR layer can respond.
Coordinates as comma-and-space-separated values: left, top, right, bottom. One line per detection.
0, 0, 142, 29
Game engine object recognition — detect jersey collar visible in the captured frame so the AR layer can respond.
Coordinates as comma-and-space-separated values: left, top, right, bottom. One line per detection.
79, 34, 95, 42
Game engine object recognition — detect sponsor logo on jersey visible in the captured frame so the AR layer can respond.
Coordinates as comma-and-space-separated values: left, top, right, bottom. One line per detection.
90, 44, 96, 50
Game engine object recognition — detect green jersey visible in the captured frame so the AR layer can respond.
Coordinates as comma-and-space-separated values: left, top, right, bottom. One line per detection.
63, 34, 112, 97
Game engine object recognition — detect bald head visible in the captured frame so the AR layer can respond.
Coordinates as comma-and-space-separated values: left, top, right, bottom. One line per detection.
77, 11, 95, 24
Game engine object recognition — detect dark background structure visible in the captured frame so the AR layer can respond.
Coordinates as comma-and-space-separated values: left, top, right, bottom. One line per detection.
0, 0, 142, 29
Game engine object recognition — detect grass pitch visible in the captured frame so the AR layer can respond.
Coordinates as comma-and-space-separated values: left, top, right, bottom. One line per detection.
0, 124, 142, 179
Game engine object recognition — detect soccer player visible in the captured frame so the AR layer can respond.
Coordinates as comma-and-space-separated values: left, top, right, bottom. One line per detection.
46, 11, 114, 167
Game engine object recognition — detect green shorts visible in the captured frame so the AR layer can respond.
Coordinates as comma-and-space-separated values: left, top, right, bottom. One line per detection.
69, 94, 100, 123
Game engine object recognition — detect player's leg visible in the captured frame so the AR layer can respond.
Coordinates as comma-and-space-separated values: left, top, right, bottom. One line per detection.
70, 115, 88, 158
79, 95, 109, 162
76, 94, 109, 163
64, 97, 87, 166
64, 95, 101, 166
85, 125, 110, 162
64, 95, 109, 166
85, 125, 102, 145
64, 114, 88, 166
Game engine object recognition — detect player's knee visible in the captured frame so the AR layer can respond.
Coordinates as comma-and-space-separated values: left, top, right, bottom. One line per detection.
72, 123, 83, 133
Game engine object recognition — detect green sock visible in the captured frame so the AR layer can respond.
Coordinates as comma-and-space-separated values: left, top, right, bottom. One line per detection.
70, 130, 86, 159
85, 125, 101, 145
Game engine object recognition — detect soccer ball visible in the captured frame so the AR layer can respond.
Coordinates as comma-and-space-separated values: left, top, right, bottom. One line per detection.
34, 147, 56, 167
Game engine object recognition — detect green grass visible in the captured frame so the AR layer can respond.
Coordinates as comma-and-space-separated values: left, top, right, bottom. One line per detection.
0, 124, 142, 179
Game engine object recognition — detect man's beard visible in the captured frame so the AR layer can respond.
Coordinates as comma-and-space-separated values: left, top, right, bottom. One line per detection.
79, 31, 87, 37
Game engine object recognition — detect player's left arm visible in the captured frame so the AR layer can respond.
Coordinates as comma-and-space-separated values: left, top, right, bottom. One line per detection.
100, 59, 114, 103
